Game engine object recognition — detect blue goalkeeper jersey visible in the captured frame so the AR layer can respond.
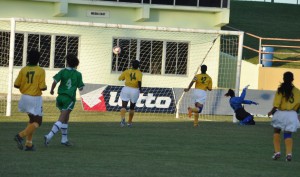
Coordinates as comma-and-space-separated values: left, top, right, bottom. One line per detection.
229, 88, 254, 112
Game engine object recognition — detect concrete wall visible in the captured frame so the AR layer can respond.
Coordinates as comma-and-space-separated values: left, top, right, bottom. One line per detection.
0, 1, 233, 97
0, 0, 229, 29
258, 67, 300, 91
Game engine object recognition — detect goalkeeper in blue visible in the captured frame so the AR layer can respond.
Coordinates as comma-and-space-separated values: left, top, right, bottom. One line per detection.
224, 85, 258, 125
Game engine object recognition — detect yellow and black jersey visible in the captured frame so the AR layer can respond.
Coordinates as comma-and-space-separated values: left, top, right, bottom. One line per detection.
14, 65, 47, 96
119, 69, 142, 88
193, 73, 212, 91
273, 87, 300, 111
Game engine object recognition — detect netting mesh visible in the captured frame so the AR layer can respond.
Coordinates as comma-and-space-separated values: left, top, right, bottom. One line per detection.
0, 19, 242, 121
0, 21, 10, 115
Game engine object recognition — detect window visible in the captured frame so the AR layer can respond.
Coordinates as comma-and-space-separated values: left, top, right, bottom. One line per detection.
0, 31, 10, 67
0, 31, 79, 68
112, 38, 189, 75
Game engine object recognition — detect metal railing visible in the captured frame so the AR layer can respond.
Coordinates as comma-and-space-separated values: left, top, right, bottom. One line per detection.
244, 33, 300, 67
89, 0, 230, 8
231, 0, 299, 5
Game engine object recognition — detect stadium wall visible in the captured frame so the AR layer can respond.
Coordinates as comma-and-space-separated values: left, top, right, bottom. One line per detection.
0, 0, 229, 29
259, 67, 300, 91
0, 1, 231, 98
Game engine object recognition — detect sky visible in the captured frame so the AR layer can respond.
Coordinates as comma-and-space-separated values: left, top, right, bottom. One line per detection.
237, 0, 299, 4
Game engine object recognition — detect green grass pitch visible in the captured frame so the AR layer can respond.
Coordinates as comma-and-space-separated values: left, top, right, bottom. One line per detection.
1, 108, 300, 177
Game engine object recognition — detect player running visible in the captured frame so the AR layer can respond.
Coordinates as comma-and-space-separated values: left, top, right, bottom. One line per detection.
224, 85, 258, 125
14, 50, 47, 151
44, 54, 84, 146
184, 65, 212, 127
268, 71, 300, 162
118, 60, 142, 127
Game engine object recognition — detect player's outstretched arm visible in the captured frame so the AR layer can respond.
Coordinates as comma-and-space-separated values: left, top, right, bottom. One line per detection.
184, 81, 195, 92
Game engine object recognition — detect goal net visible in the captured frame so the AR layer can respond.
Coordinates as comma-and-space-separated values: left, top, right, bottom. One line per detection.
0, 18, 243, 122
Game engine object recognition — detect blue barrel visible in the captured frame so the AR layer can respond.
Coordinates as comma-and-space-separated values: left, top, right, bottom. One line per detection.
262, 47, 274, 67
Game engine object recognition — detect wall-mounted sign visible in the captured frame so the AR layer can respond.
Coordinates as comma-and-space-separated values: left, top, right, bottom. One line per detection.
87, 10, 110, 18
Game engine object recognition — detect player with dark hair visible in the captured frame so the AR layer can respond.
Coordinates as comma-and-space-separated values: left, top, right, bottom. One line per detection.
119, 60, 142, 127
14, 50, 47, 151
184, 65, 212, 127
224, 85, 258, 125
44, 53, 84, 146
268, 71, 300, 161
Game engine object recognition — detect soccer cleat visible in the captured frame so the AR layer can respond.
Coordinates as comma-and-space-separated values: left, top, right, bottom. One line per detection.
249, 119, 256, 125
127, 123, 133, 127
61, 141, 73, 147
14, 134, 24, 150
193, 124, 199, 127
272, 152, 281, 160
44, 135, 50, 146
286, 154, 292, 162
120, 118, 126, 127
187, 107, 192, 118
24, 145, 36, 151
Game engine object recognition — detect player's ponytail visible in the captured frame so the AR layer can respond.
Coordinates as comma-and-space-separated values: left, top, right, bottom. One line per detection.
277, 71, 294, 101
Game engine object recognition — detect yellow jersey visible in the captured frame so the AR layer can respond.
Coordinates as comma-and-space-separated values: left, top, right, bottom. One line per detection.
119, 69, 142, 88
14, 65, 47, 96
273, 87, 300, 111
193, 73, 212, 91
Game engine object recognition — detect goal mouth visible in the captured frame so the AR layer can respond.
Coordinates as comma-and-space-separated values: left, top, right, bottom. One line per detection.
0, 18, 243, 122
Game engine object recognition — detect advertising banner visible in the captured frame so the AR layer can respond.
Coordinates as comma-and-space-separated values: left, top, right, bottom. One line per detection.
80, 84, 176, 113
80, 84, 275, 116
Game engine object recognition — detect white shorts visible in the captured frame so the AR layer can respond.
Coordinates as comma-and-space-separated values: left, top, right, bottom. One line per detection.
271, 110, 300, 132
193, 89, 207, 104
18, 94, 43, 116
120, 86, 140, 103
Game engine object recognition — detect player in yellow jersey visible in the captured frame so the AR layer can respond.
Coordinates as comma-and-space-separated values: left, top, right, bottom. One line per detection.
118, 60, 142, 127
184, 65, 212, 127
13, 50, 47, 151
268, 72, 300, 162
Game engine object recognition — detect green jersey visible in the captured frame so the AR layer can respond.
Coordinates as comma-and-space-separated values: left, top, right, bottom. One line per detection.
53, 67, 84, 101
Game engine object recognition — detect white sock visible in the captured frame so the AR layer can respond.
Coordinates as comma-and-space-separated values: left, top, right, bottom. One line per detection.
47, 121, 62, 140
61, 123, 68, 143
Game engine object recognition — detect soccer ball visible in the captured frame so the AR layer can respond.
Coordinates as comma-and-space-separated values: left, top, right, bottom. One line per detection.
113, 46, 121, 55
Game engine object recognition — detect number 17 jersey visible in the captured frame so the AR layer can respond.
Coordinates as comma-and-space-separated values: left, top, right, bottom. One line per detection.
14, 65, 47, 96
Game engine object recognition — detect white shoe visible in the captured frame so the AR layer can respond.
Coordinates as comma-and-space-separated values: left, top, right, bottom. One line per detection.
272, 152, 281, 160
120, 118, 126, 127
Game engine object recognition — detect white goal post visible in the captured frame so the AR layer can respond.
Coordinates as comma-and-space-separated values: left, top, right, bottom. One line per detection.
0, 18, 243, 122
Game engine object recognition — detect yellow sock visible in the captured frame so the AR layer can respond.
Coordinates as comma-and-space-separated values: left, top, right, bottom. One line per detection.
194, 113, 199, 127
19, 122, 39, 138
26, 133, 33, 147
120, 108, 126, 119
273, 133, 281, 153
285, 138, 293, 155
128, 110, 134, 124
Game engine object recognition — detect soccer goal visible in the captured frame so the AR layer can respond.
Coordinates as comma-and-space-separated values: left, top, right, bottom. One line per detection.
0, 18, 243, 122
